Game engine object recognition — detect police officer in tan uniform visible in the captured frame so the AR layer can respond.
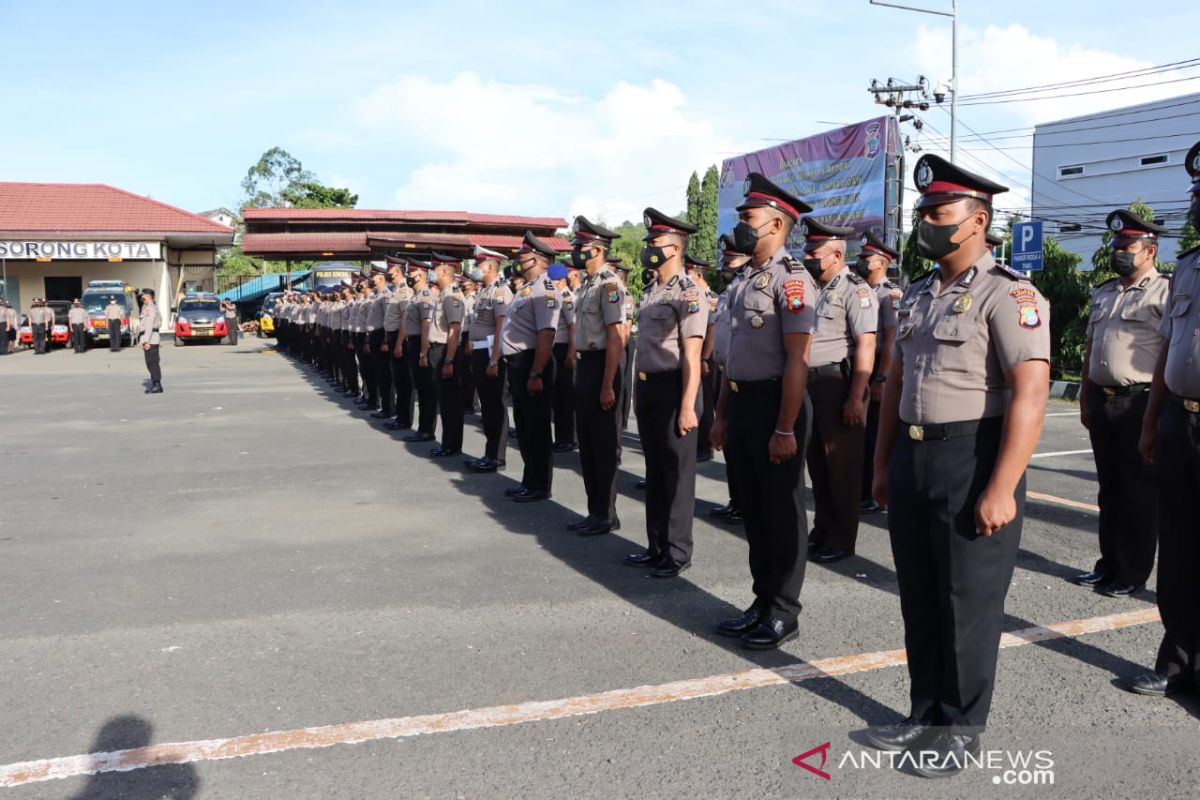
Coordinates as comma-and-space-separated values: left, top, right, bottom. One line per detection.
856, 233, 901, 514
0, 299, 13, 354
429, 256, 466, 457
499, 232, 561, 502
104, 297, 123, 352
622, 208, 708, 578
139, 288, 164, 393
466, 246, 514, 472
566, 217, 627, 535
459, 270, 479, 416
68, 300, 88, 353
1074, 210, 1169, 598
383, 259, 416, 430
707, 235, 750, 524
610, 256, 637, 441
366, 268, 394, 421
549, 263, 578, 453
28, 299, 53, 354
404, 261, 439, 443
801, 218, 878, 564
1126, 140, 1200, 700
686, 256, 719, 463
711, 175, 817, 648
867, 155, 1050, 775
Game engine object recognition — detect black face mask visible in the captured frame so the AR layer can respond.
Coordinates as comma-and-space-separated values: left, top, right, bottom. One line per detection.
1110, 250, 1139, 277
642, 269, 658, 285
916, 219, 963, 261
852, 257, 872, 280
803, 257, 826, 279
640, 245, 668, 270
571, 247, 591, 270
730, 220, 773, 255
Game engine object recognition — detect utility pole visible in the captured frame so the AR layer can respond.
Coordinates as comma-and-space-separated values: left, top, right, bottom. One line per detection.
867, 77, 929, 262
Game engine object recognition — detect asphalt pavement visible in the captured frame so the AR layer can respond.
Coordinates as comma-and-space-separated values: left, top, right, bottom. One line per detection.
0, 338, 1196, 799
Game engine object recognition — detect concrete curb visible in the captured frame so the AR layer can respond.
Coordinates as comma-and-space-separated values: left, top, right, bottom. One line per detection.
1050, 381, 1081, 401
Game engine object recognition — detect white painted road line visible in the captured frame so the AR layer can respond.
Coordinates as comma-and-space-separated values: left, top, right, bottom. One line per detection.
0, 607, 1161, 789
1031, 449, 1093, 459
1044, 411, 1080, 417
1028, 490, 1101, 513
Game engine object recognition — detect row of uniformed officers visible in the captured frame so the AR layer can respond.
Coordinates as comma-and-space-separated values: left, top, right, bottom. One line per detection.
267, 148, 1200, 778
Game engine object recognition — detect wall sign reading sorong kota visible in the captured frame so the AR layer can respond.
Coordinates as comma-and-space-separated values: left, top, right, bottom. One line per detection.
0, 241, 163, 259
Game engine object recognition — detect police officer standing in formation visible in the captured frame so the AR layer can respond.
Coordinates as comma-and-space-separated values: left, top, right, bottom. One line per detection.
222, 299, 239, 345
466, 247, 513, 472
0, 299, 12, 354
867, 155, 1050, 775
711, 174, 816, 649
68, 299, 88, 353
622, 208, 708, 578
139, 288, 165, 394
801, 218, 878, 564
708, 235, 749, 524
1126, 140, 1200, 700
499, 232, 561, 502
367, 267, 395, 421
404, 261, 439, 443
105, 296, 123, 351
565, 217, 627, 535
686, 256, 719, 463
459, 271, 479, 416
339, 284, 360, 398
856, 233, 901, 515
615, 256, 637, 438
28, 298, 53, 354
430, 255, 466, 457
360, 270, 388, 413
549, 263, 578, 453
1074, 210, 1169, 598
384, 259, 415, 431
351, 282, 372, 405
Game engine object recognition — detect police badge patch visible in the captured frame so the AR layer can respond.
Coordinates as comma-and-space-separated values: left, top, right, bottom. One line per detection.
783, 279, 806, 312
856, 285, 872, 308
1009, 287, 1041, 328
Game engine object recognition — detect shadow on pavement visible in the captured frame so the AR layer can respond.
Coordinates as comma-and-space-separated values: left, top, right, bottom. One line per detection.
68, 715, 198, 800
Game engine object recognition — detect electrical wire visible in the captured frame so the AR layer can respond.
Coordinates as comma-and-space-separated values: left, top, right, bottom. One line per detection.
959, 58, 1200, 101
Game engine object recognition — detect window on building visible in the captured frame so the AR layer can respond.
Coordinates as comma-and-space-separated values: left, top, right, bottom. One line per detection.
1153, 218, 1165, 227
1140, 154, 1168, 166
1058, 165, 1084, 178
1059, 223, 1082, 233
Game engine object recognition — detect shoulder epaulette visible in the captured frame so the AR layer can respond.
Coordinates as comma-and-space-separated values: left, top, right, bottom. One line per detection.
1095, 276, 1119, 288
995, 263, 1030, 281
846, 271, 866, 285
781, 255, 804, 273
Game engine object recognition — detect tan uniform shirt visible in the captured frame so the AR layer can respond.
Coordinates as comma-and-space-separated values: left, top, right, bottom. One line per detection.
408, 288, 435, 337
895, 253, 1051, 424
430, 286, 464, 345
28, 307, 52, 325
810, 267, 878, 366
384, 285, 413, 333
873, 279, 900, 375
68, 307, 87, 325
500, 276, 559, 356
138, 301, 162, 345
461, 293, 476, 339
726, 247, 819, 381
554, 288, 576, 345
105, 302, 123, 321
573, 269, 627, 351
634, 273, 709, 373
469, 281, 513, 343
365, 289, 387, 331
1086, 271, 1168, 386
1159, 246, 1200, 397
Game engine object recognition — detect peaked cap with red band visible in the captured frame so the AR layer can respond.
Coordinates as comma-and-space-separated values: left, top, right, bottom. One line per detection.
573, 215, 619, 245
913, 153, 1008, 210
735, 172, 813, 221
860, 231, 900, 261
515, 230, 557, 259
1185, 140, 1200, 192
799, 217, 855, 243
641, 207, 697, 241
1105, 209, 1167, 240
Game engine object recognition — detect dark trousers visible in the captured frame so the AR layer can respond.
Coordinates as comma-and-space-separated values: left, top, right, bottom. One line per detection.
635, 370, 698, 565
0, 322, 7, 354
862, 396, 881, 501
472, 349, 508, 461
552, 342, 576, 445
108, 319, 121, 351
371, 330, 393, 415
144, 344, 161, 383
388, 331, 414, 426
432, 342, 464, 452
725, 382, 811, 620
407, 334, 438, 435
508, 350, 555, 493
1087, 386, 1158, 585
360, 332, 379, 404
716, 365, 741, 509
887, 416, 1021, 733
460, 337, 477, 413
71, 323, 87, 352
806, 375, 866, 553
575, 351, 623, 522
697, 361, 717, 457
226, 318, 239, 345
341, 332, 359, 393
1152, 398, 1200, 690
621, 335, 635, 431
32, 323, 47, 354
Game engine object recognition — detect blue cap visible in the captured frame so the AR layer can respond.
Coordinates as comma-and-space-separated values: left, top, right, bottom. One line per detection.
548, 263, 569, 281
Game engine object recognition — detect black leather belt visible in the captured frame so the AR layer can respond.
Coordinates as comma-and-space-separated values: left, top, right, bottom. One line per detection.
578, 350, 605, 360
1171, 393, 1200, 413
808, 363, 843, 380
727, 377, 780, 393
902, 419, 986, 442
637, 369, 681, 382
1098, 383, 1150, 397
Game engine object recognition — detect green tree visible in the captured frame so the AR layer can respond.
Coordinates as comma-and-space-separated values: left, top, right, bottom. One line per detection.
281, 182, 358, 209
610, 221, 647, 301
693, 164, 720, 269
241, 147, 314, 209
900, 230, 931, 281
1177, 216, 1199, 256
1031, 236, 1090, 379
1090, 197, 1156, 285
684, 172, 701, 228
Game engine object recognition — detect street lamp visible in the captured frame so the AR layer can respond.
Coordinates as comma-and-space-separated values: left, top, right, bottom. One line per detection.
869, 0, 958, 163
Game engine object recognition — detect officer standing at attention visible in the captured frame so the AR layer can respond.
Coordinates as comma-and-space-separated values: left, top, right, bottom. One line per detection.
710, 174, 817, 649
856, 233, 901, 515
499, 232, 561, 503
549, 262, 578, 453
223, 299, 239, 345
429, 257, 466, 457
686, 256, 719, 463
466, 246, 513, 472
360, 270, 388, 413
707, 235, 750, 525
1073, 209, 1169, 598
801, 218, 878, 564
565, 217, 627, 535
139, 288, 164, 394
866, 154, 1050, 775
459, 271, 479, 415
384, 259, 416, 431
340, 285, 360, 398
404, 261, 439, 443
351, 283, 372, 405
621, 208, 708, 578
0, 299, 11, 354
608, 256, 637, 445
68, 299, 88, 353
1126, 140, 1200, 700
369, 268, 396, 421
29, 299, 52, 355
104, 297, 123, 351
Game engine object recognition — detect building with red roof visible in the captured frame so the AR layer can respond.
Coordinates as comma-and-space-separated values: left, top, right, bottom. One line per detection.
0, 182, 234, 314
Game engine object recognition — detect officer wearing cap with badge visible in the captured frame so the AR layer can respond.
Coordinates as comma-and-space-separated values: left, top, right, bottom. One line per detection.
708, 235, 750, 525
686, 255, 719, 463
499, 232, 561, 503
549, 262, 578, 453
621, 208, 707, 578
855, 233, 901, 515
866, 154, 1050, 776
711, 174, 817, 649
609, 255, 637, 438
139, 288, 164, 393
383, 259, 416, 430
565, 218, 628, 535
1073, 209, 1169, 598
466, 246, 514, 472
459, 270, 479, 415
1126, 140, 1200, 701
800, 218, 878, 564
428, 255, 466, 457
403, 261, 439, 443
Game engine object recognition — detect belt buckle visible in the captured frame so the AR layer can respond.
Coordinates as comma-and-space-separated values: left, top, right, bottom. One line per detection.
908, 424, 924, 442
1102, 386, 1118, 397
1185, 399, 1200, 413
730, 381, 739, 393
638, 371, 647, 382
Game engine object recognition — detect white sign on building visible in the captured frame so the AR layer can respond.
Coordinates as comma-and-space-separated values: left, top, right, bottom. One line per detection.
0, 241, 163, 260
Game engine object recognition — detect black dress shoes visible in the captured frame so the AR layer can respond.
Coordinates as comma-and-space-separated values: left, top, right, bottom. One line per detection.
370, 410, 391, 419
1073, 570, 1111, 587
635, 479, 647, 490
553, 441, 577, 453
859, 499, 882, 514
1099, 581, 1143, 598
384, 420, 410, 431
863, 717, 935, 752
578, 517, 619, 535
504, 484, 528, 497
623, 551, 659, 567
429, 447, 460, 458
1123, 671, 1187, 697
726, 509, 743, 524
403, 431, 435, 443
812, 547, 852, 564
709, 504, 734, 518
145, 382, 163, 394
910, 732, 981, 779
649, 558, 690, 578
513, 490, 551, 503
717, 605, 767, 637
742, 617, 798, 650
567, 516, 598, 531
468, 457, 504, 472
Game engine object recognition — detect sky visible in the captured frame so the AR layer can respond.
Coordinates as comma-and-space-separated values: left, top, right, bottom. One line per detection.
3, 0, 1199, 227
